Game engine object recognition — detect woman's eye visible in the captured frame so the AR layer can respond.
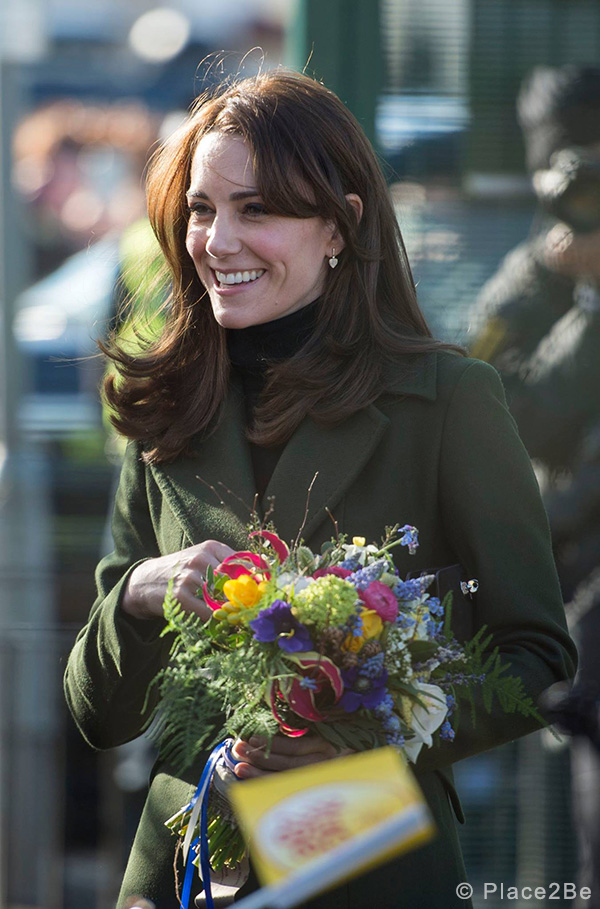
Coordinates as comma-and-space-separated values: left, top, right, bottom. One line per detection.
187, 202, 213, 217
243, 202, 268, 216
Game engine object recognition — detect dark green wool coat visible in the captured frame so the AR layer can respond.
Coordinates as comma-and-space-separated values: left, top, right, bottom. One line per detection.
64, 352, 576, 909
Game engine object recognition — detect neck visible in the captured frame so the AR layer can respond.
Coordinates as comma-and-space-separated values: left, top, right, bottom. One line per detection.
226, 300, 320, 370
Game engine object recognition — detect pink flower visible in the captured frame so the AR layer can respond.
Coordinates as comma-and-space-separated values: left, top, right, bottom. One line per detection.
271, 652, 344, 724
359, 580, 399, 622
202, 581, 224, 611
248, 530, 290, 563
216, 551, 271, 579
312, 566, 353, 579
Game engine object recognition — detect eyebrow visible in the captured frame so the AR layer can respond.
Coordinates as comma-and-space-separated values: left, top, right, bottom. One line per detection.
186, 190, 260, 201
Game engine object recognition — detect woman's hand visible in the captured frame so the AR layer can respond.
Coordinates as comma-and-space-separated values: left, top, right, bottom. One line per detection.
231, 733, 347, 779
121, 540, 235, 621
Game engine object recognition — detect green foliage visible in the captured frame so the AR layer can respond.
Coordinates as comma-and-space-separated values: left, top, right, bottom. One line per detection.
407, 640, 439, 662
441, 591, 454, 638
150, 588, 294, 772
447, 622, 546, 730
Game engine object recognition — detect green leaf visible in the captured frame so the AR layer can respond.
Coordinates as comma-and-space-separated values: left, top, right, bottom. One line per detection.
407, 640, 439, 661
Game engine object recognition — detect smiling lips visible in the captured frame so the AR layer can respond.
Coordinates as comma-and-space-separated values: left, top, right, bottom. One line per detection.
214, 268, 266, 286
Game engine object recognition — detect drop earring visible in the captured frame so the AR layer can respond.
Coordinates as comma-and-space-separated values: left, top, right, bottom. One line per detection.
328, 249, 339, 269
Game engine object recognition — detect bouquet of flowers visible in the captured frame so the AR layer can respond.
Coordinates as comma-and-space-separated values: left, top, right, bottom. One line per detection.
149, 519, 542, 899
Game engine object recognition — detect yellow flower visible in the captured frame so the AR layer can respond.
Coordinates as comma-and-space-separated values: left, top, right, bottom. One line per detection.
223, 575, 267, 608
215, 576, 270, 624
361, 608, 383, 638
352, 536, 366, 547
342, 608, 383, 652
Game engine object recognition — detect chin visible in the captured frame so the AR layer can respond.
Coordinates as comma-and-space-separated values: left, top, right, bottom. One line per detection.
210, 306, 257, 331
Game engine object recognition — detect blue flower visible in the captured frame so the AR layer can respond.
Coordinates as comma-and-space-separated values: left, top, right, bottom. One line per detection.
249, 600, 312, 653
361, 653, 386, 679
299, 677, 319, 691
440, 719, 455, 741
340, 664, 389, 712
375, 693, 395, 718
346, 611, 364, 638
396, 612, 416, 631
426, 618, 443, 636
427, 597, 444, 617
394, 578, 429, 601
340, 557, 361, 571
348, 559, 388, 591
398, 524, 419, 554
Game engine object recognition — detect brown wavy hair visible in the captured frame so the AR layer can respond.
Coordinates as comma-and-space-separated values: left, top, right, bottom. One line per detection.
102, 69, 463, 463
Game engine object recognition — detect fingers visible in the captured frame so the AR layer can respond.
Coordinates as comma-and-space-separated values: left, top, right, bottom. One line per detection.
172, 541, 236, 618
231, 760, 273, 780
187, 540, 236, 573
121, 539, 235, 621
231, 748, 334, 777
249, 733, 337, 757
230, 734, 338, 777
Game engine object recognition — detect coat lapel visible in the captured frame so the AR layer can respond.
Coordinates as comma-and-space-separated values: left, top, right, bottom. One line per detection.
150, 394, 390, 549
261, 406, 390, 545
149, 383, 256, 548
263, 353, 438, 545
149, 352, 438, 549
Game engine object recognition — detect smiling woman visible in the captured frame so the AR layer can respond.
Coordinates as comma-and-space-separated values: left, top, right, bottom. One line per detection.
65, 69, 577, 909
184, 131, 356, 330
98, 69, 442, 461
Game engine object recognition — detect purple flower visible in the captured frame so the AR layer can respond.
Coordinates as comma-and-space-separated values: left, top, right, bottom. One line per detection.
340, 664, 389, 712
250, 600, 312, 653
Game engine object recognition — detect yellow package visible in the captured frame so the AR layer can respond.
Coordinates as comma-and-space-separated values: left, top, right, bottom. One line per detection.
228, 746, 435, 894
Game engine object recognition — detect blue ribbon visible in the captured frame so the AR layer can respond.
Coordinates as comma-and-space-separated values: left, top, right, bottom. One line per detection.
180, 739, 237, 909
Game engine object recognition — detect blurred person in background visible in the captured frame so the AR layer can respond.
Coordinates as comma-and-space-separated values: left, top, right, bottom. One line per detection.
64, 69, 575, 909
469, 65, 600, 909
12, 100, 161, 278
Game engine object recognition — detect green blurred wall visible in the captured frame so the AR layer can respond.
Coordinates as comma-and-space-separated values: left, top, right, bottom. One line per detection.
285, 0, 383, 149
468, 0, 600, 174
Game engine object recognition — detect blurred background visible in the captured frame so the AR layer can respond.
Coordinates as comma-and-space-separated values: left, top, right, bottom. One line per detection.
1, 0, 599, 906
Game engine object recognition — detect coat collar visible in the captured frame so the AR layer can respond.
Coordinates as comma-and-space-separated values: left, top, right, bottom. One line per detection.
381, 350, 438, 401
150, 353, 438, 547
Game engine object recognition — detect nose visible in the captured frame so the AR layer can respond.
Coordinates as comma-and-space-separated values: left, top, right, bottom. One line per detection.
204, 213, 243, 259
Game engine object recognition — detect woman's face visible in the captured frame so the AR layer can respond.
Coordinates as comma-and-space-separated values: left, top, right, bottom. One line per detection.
185, 131, 337, 329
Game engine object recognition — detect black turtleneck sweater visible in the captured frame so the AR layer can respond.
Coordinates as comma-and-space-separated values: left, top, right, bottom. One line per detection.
226, 300, 319, 498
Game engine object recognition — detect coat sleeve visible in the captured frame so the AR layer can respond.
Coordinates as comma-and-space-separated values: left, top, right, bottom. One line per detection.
508, 302, 600, 467
415, 358, 577, 773
64, 442, 172, 750
468, 241, 573, 383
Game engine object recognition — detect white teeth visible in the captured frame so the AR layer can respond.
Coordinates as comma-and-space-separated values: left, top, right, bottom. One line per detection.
215, 269, 265, 286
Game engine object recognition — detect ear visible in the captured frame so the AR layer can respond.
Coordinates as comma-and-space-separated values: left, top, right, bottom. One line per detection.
327, 193, 364, 255
345, 193, 364, 223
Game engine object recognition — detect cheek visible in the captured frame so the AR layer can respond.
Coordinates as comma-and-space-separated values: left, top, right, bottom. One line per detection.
185, 225, 206, 264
